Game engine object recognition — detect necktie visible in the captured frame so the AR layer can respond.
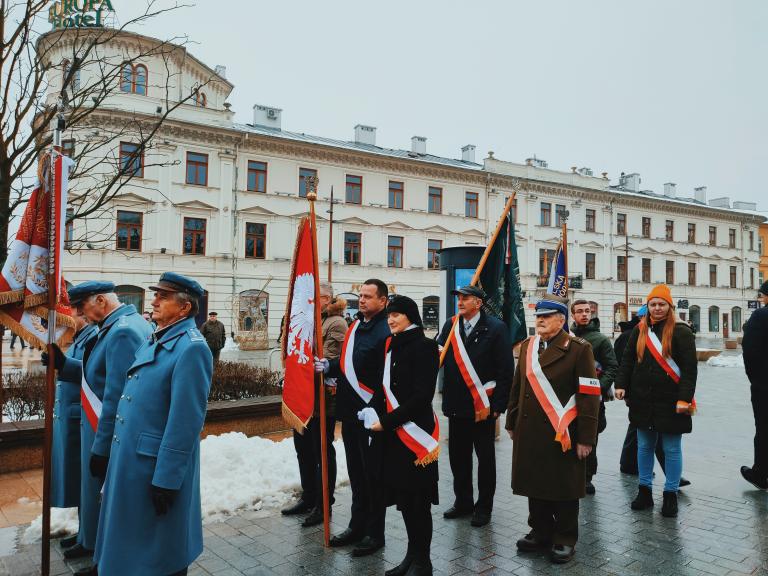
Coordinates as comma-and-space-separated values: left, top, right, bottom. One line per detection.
464, 321, 472, 338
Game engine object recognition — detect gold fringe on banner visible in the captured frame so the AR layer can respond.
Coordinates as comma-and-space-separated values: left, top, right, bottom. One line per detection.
281, 401, 310, 434
0, 290, 25, 306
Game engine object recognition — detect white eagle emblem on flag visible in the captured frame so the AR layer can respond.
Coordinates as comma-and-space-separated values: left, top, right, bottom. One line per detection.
286, 272, 315, 364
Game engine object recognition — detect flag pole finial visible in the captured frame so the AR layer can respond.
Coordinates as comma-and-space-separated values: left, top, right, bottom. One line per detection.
305, 175, 318, 202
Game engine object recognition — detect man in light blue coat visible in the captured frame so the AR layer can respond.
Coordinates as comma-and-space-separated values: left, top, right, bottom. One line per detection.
50, 281, 152, 575
49, 290, 98, 550
95, 272, 213, 576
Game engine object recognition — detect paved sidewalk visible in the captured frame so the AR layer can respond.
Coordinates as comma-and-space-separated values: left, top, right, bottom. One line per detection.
2, 355, 768, 575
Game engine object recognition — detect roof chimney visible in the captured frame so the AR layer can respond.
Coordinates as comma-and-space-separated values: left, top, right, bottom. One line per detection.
411, 136, 427, 155
354, 124, 376, 146
252, 104, 282, 129
619, 173, 641, 192
214, 65, 227, 79
694, 186, 707, 204
526, 155, 548, 168
733, 200, 757, 211
663, 182, 676, 197
461, 144, 476, 163
708, 197, 730, 208
577, 167, 593, 176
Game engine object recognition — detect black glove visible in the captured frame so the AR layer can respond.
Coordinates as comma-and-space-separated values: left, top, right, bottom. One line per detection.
89, 454, 109, 480
151, 485, 178, 516
41, 344, 66, 369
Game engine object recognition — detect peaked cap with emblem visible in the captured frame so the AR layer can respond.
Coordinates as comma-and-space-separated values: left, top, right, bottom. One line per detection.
149, 272, 205, 299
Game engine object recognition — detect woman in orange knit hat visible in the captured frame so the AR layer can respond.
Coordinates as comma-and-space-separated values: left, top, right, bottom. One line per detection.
614, 284, 697, 518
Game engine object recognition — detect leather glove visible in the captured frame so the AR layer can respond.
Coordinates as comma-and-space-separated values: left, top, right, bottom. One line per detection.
89, 454, 109, 480
314, 356, 329, 374
151, 485, 178, 516
41, 344, 66, 369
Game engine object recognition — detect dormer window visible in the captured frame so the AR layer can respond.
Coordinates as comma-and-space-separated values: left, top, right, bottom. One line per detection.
120, 63, 147, 95
194, 91, 207, 107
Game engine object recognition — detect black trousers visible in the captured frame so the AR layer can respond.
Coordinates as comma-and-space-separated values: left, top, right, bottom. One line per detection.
211, 347, 221, 361
308, 416, 337, 506
528, 498, 579, 546
751, 387, 768, 478
448, 416, 496, 513
399, 491, 432, 560
620, 422, 666, 474
341, 418, 386, 540
293, 427, 317, 505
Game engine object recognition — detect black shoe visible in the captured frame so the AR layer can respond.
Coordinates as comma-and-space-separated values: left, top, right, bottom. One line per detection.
404, 558, 433, 575
630, 485, 654, 510
73, 566, 97, 576
585, 480, 596, 495
516, 533, 550, 552
385, 552, 413, 576
60, 534, 78, 549
470, 510, 491, 527
550, 544, 575, 564
661, 491, 678, 517
443, 505, 472, 519
620, 467, 638, 475
329, 527, 363, 547
281, 498, 313, 516
678, 477, 691, 488
301, 507, 328, 527
63, 543, 93, 560
740, 466, 768, 490
352, 536, 384, 557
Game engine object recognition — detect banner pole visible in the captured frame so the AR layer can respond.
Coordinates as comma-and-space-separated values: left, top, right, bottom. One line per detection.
307, 177, 331, 547
439, 191, 518, 367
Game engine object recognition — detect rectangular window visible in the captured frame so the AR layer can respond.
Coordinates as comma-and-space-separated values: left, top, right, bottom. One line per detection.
688, 223, 696, 244
428, 186, 442, 214
465, 192, 479, 218
709, 226, 717, 246
642, 217, 651, 238
751, 268, 755, 289
750, 231, 755, 250
427, 239, 442, 270
586, 209, 596, 232
65, 208, 74, 249
540, 202, 551, 226
729, 228, 737, 248
183, 217, 206, 255
730, 266, 737, 288
617, 213, 626, 236
688, 262, 696, 286
62, 139, 76, 158
120, 142, 144, 178
617, 256, 627, 282
709, 264, 717, 287
666, 260, 675, 285
185, 152, 208, 186
665, 220, 674, 241
345, 174, 362, 204
245, 222, 266, 259
510, 196, 518, 222
585, 253, 596, 279
388, 236, 403, 268
556, 204, 567, 226
116, 210, 142, 251
642, 258, 651, 283
389, 181, 404, 209
299, 167, 317, 198
539, 248, 556, 276
344, 232, 361, 265
247, 160, 267, 193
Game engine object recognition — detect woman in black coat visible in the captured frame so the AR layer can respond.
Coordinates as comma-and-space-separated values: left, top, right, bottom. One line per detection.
614, 285, 697, 518
370, 295, 439, 576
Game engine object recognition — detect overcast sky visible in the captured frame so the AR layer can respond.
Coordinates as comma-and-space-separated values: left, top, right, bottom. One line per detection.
113, 0, 767, 211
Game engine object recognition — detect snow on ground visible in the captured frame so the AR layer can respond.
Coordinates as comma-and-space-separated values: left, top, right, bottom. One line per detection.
707, 354, 744, 368
22, 432, 349, 543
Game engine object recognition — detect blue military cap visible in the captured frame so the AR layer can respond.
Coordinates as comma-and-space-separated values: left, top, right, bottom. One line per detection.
68, 281, 115, 304
534, 294, 569, 316
149, 272, 204, 299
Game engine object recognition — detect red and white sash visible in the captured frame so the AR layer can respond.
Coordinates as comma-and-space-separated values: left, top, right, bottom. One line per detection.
80, 373, 102, 432
525, 335, 578, 451
646, 329, 697, 413
448, 317, 495, 422
340, 320, 374, 404
383, 338, 440, 466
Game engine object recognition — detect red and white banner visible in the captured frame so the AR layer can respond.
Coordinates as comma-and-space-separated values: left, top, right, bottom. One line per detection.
81, 373, 102, 432
281, 217, 317, 431
382, 338, 439, 466
448, 318, 495, 421
525, 335, 578, 451
0, 152, 75, 348
340, 320, 374, 404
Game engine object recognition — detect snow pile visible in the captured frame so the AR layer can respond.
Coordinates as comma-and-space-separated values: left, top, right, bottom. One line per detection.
707, 354, 744, 368
200, 432, 348, 523
21, 505, 78, 545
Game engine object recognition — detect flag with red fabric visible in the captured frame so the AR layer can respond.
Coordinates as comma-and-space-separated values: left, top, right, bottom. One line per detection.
281, 217, 318, 432
0, 152, 75, 348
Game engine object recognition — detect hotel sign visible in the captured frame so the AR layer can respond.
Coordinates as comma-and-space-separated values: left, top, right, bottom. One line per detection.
48, 0, 115, 30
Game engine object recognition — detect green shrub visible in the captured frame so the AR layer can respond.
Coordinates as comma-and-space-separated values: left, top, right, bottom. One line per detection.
208, 361, 282, 401
1, 371, 46, 421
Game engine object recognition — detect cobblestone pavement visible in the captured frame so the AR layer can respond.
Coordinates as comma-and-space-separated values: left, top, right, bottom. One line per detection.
2, 354, 768, 575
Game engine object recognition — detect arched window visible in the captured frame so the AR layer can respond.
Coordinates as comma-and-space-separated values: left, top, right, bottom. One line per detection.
613, 302, 627, 332
62, 59, 80, 93
115, 285, 145, 313
422, 296, 440, 329
195, 91, 207, 107
709, 305, 720, 333
120, 63, 148, 95
689, 305, 700, 333
732, 306, 742, 332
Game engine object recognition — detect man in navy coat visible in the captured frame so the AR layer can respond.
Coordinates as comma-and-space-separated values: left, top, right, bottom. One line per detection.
94, 272, 213, 576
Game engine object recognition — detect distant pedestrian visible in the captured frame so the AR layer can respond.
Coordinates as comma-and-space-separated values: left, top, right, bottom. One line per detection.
200, 311, 226, 361
615, 285, 697, 518
10, 331, 26, 349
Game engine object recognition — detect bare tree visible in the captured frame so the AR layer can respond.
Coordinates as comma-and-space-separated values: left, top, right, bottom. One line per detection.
0, 0, 218, 262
